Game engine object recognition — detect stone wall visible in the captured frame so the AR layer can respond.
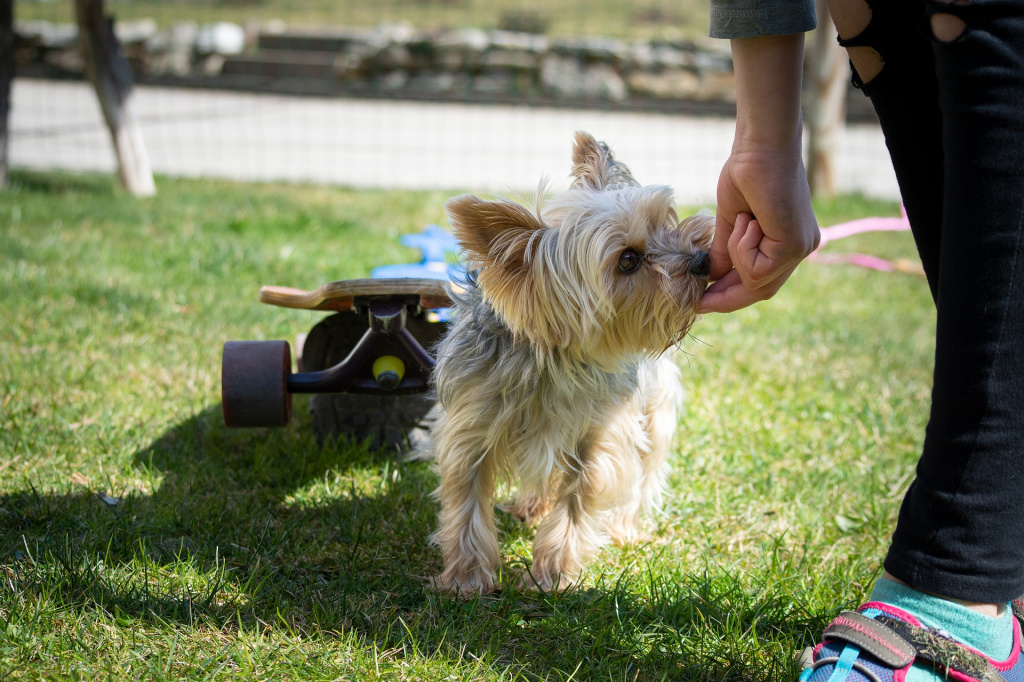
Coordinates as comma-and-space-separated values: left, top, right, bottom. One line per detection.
14, 19, 739, 112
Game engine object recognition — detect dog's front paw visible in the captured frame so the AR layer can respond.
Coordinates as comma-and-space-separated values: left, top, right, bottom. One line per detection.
431, 568, 497, 597
497, 495, 550, 525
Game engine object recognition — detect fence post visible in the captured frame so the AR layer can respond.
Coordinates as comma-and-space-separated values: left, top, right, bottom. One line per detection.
0, 0, 12, 189
806, 0, 848, 199
74, 0, 156, 196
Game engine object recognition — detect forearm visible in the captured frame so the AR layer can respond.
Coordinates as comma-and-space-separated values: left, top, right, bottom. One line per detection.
731, 34, 806, 151
701, 33, 818, 313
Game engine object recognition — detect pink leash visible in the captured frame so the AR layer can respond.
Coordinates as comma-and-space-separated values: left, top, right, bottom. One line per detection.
810, 205, 924, 275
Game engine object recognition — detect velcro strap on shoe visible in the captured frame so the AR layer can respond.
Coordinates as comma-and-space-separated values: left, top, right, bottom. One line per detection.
823, 610, 916, 668
877, 615, 1004, 682
1012, 597, 1024, 625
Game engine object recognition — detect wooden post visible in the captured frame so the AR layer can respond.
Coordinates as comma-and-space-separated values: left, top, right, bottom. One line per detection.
0, 0, 13, 189
806, 0, 849, 199
74, 0, 155, 196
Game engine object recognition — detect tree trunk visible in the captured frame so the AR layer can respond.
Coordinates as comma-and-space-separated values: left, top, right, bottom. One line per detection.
74, 0, 155, 196
806, 0, 849, 199
0, 0, 13, 189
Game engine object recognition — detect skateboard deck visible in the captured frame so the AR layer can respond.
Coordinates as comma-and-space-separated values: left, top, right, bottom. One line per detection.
259, 278, 452, 312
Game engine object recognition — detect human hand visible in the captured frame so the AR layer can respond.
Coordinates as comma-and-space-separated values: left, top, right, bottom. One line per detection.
697, 34, 820, 314
698, 144, 819, 313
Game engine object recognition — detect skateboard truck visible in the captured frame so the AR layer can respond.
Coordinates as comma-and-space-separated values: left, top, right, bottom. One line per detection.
221, 279, 448, 429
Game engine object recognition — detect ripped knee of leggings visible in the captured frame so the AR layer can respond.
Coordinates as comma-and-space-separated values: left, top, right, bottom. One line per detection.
923, 0, 974, 43
829, 0, 886, 90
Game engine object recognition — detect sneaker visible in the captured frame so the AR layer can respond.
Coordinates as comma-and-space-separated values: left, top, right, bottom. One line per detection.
798, 597, 1024, 681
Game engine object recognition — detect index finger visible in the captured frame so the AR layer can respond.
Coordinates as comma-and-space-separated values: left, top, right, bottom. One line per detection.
697, 262, 798, 314
707, 211, 747, 282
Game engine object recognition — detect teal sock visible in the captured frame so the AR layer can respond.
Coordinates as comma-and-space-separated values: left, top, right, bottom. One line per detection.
869, 577, 1014, 682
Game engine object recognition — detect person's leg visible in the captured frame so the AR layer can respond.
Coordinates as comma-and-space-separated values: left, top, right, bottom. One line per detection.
883, 0, 1024, 606
828, 0, 1024, 612
829, 0, 945, 301
802, 0, 1024, 678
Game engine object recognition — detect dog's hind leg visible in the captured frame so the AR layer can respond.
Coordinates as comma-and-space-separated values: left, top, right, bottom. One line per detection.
524, 474, 604, 592
608, 361, 682, 545
497, 491, 549, 525
525, 409, 644, 592
499, 454, 553, 525
431, 428, 501, 596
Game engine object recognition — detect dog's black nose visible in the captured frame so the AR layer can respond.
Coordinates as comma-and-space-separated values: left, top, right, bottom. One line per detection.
689, 251, 711, 277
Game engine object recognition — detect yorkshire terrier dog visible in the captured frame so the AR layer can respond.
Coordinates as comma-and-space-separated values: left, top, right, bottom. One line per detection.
429, 131, 713, 595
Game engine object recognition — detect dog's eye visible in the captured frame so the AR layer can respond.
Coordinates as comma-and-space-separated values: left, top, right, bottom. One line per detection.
618, 249, 643, 273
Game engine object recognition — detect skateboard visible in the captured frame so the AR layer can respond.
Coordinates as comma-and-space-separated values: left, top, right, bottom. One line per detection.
221, 277, 452, 452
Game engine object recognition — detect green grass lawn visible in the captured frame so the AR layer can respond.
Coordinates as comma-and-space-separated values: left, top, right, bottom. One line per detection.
0, 170, 933, 680
14, 0, 714, 43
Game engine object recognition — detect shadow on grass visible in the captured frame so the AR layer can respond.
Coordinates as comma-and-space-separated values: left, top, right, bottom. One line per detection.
0, 403, 831, 680
6, 169, 122, 197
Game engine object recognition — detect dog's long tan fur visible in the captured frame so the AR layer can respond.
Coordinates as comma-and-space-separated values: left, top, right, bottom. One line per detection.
428, 132, 714, 595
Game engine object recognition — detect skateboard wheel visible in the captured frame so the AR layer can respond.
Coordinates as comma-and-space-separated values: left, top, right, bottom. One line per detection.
222, 340, 293, 427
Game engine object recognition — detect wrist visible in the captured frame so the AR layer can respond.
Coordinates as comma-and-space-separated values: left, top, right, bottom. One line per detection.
731, 34, 806, 150
731, 123, 804, 162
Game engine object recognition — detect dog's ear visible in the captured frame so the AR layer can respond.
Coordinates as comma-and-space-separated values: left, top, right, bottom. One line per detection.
445, 194, 545, 271
570, 131, 638, 190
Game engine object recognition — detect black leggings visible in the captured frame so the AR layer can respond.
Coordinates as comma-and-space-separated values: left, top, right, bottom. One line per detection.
833, 0, 1024, 603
